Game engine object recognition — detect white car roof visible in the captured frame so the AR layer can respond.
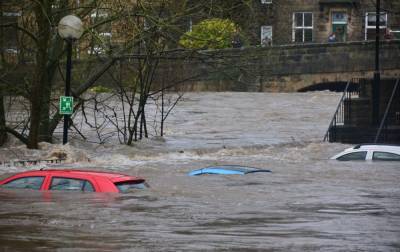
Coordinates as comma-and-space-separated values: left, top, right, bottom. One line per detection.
352, 144, 400, 152
331, 144, 400, 159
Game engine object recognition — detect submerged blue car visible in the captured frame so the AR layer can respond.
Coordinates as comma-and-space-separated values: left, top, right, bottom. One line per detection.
188, 165, 271, 176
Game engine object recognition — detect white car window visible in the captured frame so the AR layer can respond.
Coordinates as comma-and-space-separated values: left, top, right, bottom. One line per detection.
337, 151, 367, 161
372, 151, 400, 161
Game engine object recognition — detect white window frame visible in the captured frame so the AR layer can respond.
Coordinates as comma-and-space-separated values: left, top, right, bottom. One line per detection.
365, 12, 387, 40
292, 12, 313, 43
2, 11, 22, 17
88, 10, 112, 55
391, 30, 400, 39
99, 32, 112, 37
261, 0, 272, 4
90, 10, 108, 18
188, 17, 193, 32
2, 11, 20, 53
87, 32, 112, 55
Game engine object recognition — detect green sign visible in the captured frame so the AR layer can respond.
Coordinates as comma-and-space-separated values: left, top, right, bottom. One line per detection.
60, 96, 74, 115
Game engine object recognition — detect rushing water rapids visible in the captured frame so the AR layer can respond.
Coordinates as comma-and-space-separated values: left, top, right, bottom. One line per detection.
0, 92, 399, 251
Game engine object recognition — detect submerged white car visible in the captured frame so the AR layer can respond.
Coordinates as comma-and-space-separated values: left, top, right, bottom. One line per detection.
331, 144, 400, 161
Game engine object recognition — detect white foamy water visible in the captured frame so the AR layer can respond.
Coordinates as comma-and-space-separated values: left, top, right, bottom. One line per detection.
1, 92, 399, 251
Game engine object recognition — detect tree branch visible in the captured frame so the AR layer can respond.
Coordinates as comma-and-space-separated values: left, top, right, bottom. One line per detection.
5, 126, 29, 145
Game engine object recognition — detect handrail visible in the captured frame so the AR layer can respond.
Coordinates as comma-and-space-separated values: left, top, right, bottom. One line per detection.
374, 78, 400, 143
323, 80, 351, 141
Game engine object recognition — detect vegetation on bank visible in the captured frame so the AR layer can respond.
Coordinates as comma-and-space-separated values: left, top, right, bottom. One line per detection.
180, 18, 240, 49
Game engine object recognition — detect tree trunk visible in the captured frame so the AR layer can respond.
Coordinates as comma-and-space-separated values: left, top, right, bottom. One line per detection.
0, 89, 7, 146
38, 58, 60, 143
27, 2, 51, 149
0, 1, 7, 146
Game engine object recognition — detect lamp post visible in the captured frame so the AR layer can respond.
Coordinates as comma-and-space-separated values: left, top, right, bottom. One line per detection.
58, 15, 83, 144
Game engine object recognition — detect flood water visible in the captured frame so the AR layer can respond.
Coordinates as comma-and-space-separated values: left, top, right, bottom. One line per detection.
1, 92, 399, 251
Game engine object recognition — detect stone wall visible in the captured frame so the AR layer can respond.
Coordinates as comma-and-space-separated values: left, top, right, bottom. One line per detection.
169, 40, 400, 92
3, 40, 400, 94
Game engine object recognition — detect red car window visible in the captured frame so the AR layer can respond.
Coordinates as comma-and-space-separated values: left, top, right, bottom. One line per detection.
2, 176, 45, 190
114, 180, 147, 192
49, 177, 95, 192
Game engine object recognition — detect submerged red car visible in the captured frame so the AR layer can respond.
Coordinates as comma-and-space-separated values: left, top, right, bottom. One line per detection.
0, 169, 147, 193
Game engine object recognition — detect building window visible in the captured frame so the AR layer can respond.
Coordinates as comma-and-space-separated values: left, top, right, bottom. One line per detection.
365, 12, 387, 40
188, 17, 193, 32
293, 12, 313, 43
1, 12, 20, 54
2, 11, 21, 17
261, 0, 272, 4
88, 10, 112, 55
332, 11, 348, 42
260, 25, 272, 46
391, 30, 400, 39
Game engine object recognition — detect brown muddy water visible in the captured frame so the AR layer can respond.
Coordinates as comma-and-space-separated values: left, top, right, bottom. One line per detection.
0, 92, 399, 251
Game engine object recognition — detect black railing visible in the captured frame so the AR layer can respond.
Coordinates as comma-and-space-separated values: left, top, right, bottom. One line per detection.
374, 78, 400, 143
323, 78, 360, 142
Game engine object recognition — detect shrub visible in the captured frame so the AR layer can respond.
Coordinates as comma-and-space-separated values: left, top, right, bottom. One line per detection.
179, 18, 239, 49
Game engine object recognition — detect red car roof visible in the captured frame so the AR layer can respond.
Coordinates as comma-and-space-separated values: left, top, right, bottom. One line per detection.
44, 169, 130, 178
3, 169, 143, 183
0, 169, 145, 193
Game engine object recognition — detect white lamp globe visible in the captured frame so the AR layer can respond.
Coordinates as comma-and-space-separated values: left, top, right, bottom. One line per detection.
58, 15, 83, 40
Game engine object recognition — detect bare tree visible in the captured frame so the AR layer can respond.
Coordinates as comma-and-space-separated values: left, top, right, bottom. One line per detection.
0, 0, 260, 147
0, 0, 133, 148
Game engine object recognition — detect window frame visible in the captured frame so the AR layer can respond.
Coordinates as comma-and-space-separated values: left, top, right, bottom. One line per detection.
188, 17, 193, 32
2, 11, 22, 17
49, 176, 95, 192
332, 11, 348, 25
365, 12, 387, 40
114, 180, 147, 192
372, 151, 400, 161
292, 12, 313, 43
261, 0, 272, 4
1, 11, 20, 53
336, 151, 367, 161
260, 25, 273, 46
2, 176, 45, 190
88, 9, 112, 55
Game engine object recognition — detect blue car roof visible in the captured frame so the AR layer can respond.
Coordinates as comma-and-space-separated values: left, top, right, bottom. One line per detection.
188, 165, 271, 176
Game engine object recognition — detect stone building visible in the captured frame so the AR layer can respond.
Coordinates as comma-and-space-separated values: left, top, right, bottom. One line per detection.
2, 0, 399, 56
236, 0, 400, 46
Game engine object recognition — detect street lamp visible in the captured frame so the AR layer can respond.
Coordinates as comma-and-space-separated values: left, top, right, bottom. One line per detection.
58, 15, 83, 144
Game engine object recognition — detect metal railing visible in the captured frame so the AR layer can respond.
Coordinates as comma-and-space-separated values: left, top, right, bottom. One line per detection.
323, 79, 360, 142
374, 78, 400, 143
0, 158, 65, 167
